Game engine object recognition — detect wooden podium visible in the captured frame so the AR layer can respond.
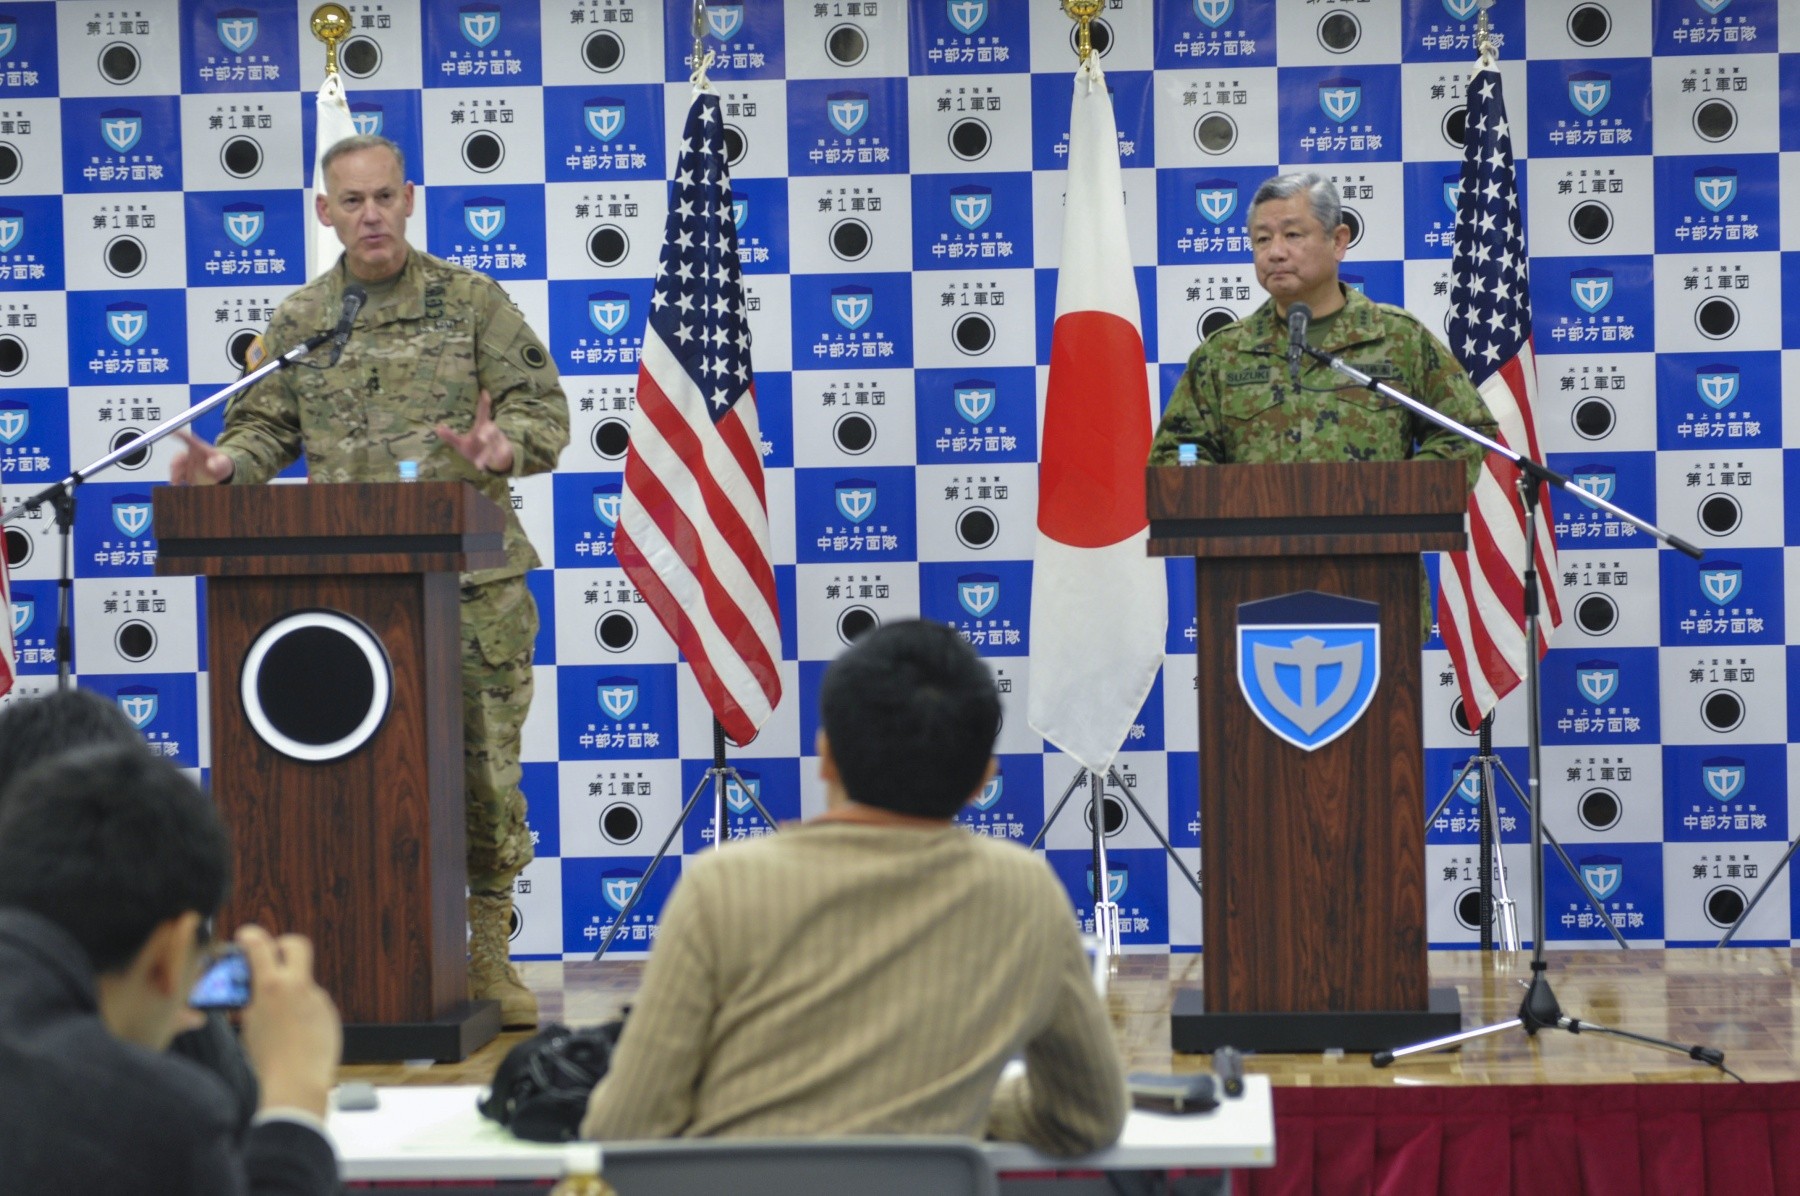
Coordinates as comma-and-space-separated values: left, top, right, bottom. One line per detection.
1149, 461, 1468, 1053
154, 481, 507, 1062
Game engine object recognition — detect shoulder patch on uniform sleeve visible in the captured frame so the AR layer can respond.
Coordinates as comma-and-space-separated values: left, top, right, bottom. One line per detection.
240, 334, 267, 373
520, 343, 548, 370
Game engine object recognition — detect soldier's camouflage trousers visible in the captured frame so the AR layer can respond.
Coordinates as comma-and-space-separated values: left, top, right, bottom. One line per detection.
460, 574, 537, 893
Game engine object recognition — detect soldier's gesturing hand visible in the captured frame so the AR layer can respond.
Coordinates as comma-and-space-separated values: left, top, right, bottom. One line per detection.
435, 390, 515, 475
170, 429, 237, 485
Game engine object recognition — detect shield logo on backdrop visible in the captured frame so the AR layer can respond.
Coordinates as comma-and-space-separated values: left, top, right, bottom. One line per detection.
725, 772, 759, 814
597, 678, 639, 722
216, 10, 258, 53
588, 291, 631, 335
1570, 269, 1614, 314
1575, 662, 1620, 705
1699, 564, 1742, 605
830, 285, 873, 331
827, 92, 870, 136
1086, 867, 1129, 902
223, 203, 265, 248
1568, 71, 1612, 117
463, 198, 506, 242
0, 401, 27, 445
950, 185, 992, 231
1442, 0, 1480, 18
731, 196, 748, 229
705, 4, 744, 39
459, 4, 501, 48
972, 774, 1003, 811
601, 870, 640, 913
107, 302, 149, 347
0, 21, 15, 59
1695, 0, 1732, 13
1702, 758, 1746, 802
351, 104, 384, 136
834, 479, 877, 524
953, 381, 996, 424
1237, 591, 1381, 752
11, 595, 33, 637
1194, 181, 1238, 226
117, 685, 160, 729
1318, 79, 1362, 124
101, 110, 143, 154
111, 494, 153, 538
591, 484, 622, 528
584, 99, 626, 143
1570, 465, 1616, 509
1695, 365, 1739, 409
1442, 175, 1462, 214
1194, 0, 1233, 28
1457, 771, 1482, 804
948, 0, 988, 35
1693, 168, 1737, 213
957, 573, 1000, 618
0, 208, 23, 253
1579, 856, 1622, 901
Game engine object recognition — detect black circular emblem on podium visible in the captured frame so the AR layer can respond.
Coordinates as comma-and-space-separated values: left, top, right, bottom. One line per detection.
241, 611, 392, 762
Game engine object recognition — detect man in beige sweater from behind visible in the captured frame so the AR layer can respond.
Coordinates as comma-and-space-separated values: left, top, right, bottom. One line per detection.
580, 620, 1128, 1156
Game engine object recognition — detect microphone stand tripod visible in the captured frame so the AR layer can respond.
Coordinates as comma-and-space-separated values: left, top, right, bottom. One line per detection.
0, 328, 341, 691
1280, 339, 1727, 1076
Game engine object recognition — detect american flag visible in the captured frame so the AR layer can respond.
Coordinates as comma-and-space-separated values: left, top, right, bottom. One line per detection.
0, 545, 13, 698
616, 90, 781, 746
1438, 64, 1563, 722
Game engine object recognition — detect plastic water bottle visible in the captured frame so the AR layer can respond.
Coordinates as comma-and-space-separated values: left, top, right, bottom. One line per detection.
548, 1141, 615, 1195
397, 459, 420, 483
1177, 443, 1200, 467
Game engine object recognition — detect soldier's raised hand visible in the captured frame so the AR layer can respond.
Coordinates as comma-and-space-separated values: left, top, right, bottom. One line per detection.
435, 389, 515, 474
169, 429, 236, 485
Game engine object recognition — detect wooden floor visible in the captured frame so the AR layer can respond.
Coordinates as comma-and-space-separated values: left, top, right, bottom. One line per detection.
340, 948, 1800, 1089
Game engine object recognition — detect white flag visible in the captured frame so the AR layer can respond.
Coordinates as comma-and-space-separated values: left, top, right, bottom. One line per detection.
309, 73, 356, 279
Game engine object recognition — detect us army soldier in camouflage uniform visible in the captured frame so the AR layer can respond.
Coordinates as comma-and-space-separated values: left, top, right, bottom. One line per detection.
1150, 172, 1494, 471
171, 134, 568, 1029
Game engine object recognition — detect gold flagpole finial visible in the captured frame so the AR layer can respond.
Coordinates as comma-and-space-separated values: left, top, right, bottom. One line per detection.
1062, 0, 1103, 64
310, 4, 350, 77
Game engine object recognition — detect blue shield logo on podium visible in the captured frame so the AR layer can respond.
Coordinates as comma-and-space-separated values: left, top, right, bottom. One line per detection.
1237, 591, 1381, 752
1693, 169, 1738, 213
706, 4, 743, 39
1086, 866, 1129, 902
584, 99, 626, 143
1695, 365, 1739, 410
223, 203, 265, 248
216, 11, 258, 53
0, 209, 23, 253
117, 686, 160, 729
0, 22, 15, 59
0, 401, 27, 445
351, 104, 385, 136
101, 110, 143, 154
459, 4, 501, 48
597, 678, 639, 722
601, 869, 640, 913
592, 484, 622, 529
1568, 71, 1612, 117
953, 381, 995, 424
1194, 0, 1233, 28
106, 302, 148, 347
464, 199, 506, 243
827, 92, 870, 136
11, 595, 34, 638
950, 185, 992, 231
957, 573, 999, 618
830, 285, 873, 331
834, 479, 877, 524
972, 774, 1003, 811
725, 772, 760, 814
588, 291, 631, 336
111, 495, 152, 538
1318, 79, 1362, 123
948, 0, 988, 35
1194, 181, 1238, 226
1570, 465, 1616, 509
1575, 662, 1620, 705
1700, 565, 1742, 606
1702, 758, 1746, 802
1579, 856, 1622, 900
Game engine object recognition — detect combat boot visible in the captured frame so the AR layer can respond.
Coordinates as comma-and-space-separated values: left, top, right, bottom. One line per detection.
469, 890, 539, 1029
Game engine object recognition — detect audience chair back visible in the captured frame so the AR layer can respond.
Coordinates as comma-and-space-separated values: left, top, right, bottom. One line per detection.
601, 1135, 999, 1196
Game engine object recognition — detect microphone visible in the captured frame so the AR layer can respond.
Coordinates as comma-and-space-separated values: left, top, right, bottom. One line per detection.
1285, 302, 1311, 387
326, 283, 368, 363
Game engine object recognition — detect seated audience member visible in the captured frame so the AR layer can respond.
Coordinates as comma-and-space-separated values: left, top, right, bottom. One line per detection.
581, 619, 1128, 1156
0, 688, 260, 1131
0, 746, 342, 1195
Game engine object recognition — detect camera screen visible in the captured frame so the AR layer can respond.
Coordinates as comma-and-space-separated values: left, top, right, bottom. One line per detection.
189, 947, 251, 1010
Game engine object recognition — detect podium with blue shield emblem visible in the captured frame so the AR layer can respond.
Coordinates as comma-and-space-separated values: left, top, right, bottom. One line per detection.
153, 481, 508, 1063
1149, 460, 1469, 1053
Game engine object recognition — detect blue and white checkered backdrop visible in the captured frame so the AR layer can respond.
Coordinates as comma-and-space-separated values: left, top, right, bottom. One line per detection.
1, 0, 1797, 956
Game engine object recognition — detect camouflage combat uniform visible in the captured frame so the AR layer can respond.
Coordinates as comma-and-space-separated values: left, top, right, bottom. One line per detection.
1149, 285, 1494, 476
216, 250, 569, 893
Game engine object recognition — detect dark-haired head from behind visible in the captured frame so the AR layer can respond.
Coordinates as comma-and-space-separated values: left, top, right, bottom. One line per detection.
0, 688, 148, 813
0, 746, 230, 974
818, 620, 1001, 820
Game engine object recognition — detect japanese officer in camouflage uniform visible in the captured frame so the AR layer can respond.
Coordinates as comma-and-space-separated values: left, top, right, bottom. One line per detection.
171, 134, 568, 1028
1149, 171, 1495, 472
